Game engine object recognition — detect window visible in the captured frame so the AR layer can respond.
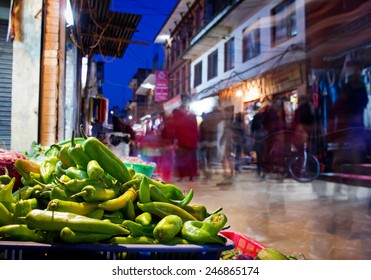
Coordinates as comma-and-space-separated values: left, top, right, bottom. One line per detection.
207, 50, 218, 80
194, 61, 202, 87
243, 21, 260, 62
224, 38, 235, 72
272, 0, 297, 46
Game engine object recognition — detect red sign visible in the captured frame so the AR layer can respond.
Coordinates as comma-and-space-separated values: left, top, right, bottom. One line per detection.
155, 70, 168, 101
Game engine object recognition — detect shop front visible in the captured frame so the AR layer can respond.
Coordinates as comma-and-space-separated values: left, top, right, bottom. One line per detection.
307, 52, 371, 171
216, 62, 307, 168
218, 62, 306, 136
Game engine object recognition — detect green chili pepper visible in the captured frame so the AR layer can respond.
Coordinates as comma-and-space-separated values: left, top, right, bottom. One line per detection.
13, 198, 38, 224
120, 178, 141, 192
59, 227, 112, 244
153, 215, 183, 243
122, 220, 155, 237
169, 189, 194, 207
98, 187, 137, 212
1, 202, 15, 213
180, 220, 226, 245
0, 202, 14, 226
137, 201, 197, 223
201, 212, 228, 235
31, 178, 55, 190
80, 126, 132, 184
57, 174, 70, 182
54, 175, 107, 194
50, 185, 77, 201
149, 184, 169, 203
138, 176, 151, 203
21, 209, 130, 236
44, 137, 85, 156
87, 160, 105, 180
68, 130, 92, 170
102, 210, 124, 220
65, 166, 89, 180
40, 156, 59, 184
135, 212, 152, 226
20, 172, 43, 187
149, 184, 193, 208
70, 185, 118, 203
46, 199, 99, 216
51, 144, 76, 167
181, 205, 219, 221
85, 208, 105, 220
123, 197, 136, 221
34, 189, 52, 200
111, 236, 158, 244
0, 167, 11, 184
55, 161, 67, 178
0, 177, 17, 203
0, 224, 46, 242
100, 173, 118, 189
134, 174, 185, 200
127, 167, 136, 178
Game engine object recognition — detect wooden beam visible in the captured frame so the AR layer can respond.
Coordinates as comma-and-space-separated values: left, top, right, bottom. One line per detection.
81, 33, 149, 46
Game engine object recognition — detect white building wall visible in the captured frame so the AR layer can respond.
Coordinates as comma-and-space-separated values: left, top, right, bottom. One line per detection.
191, 0, 307, 109
11, 0, 43, 151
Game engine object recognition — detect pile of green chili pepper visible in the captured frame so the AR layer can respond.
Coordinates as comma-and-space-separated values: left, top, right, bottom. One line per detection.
0, 129, 229, 246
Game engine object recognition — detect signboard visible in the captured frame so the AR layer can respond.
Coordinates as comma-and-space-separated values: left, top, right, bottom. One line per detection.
163, 94, 181, 115
155, 70, 168, 101
267, 64, 302, 95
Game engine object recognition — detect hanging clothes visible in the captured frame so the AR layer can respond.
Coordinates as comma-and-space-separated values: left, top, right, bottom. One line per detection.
89, 97, 108, 124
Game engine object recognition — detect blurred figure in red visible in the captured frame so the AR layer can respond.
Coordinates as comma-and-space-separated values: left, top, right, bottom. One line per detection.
156, 112, 176, 182
262, 99, 286, 179
172, 101, 199, 181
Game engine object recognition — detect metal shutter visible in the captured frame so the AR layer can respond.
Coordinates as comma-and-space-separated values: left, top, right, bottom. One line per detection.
0, 20, 13, 150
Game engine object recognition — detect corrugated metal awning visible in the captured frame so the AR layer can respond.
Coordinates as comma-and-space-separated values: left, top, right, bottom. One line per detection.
70, 0, 145, 58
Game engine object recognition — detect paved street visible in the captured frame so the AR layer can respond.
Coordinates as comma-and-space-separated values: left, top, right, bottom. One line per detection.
172, 169, 371, 260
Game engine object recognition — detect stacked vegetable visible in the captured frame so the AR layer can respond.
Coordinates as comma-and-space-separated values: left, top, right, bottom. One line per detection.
0, 127, 228, 245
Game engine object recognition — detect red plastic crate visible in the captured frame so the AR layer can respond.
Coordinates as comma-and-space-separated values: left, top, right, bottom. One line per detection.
220, 231, 267, 258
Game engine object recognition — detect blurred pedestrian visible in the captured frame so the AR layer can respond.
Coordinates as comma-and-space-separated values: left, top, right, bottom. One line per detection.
199, 106, 224, 179
262, 99, 286, 179
172, 100, 199, 181
217, 113, 240, 185
251, 103, 268, 179
231, 112, 245, 173
292, 92, 315, 151
157, 112, 176, 182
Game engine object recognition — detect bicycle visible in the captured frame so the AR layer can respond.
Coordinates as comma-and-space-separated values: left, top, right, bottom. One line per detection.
287, 141, 320, 183
267, 132, 320, 183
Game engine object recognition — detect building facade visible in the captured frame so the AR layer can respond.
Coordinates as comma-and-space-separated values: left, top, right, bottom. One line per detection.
156, 0, 371, 132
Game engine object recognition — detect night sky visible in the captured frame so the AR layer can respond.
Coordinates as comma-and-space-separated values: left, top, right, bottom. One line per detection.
94, 0, 178, 110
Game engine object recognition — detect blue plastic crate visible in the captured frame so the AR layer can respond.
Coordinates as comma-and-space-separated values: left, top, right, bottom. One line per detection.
0, 238, 234, 260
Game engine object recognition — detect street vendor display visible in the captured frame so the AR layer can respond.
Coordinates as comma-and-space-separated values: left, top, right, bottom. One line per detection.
0, 127, 229, 248
0, 126, 293, 260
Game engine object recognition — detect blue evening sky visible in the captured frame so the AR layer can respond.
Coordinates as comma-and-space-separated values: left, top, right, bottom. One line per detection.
94, 0, 178, 110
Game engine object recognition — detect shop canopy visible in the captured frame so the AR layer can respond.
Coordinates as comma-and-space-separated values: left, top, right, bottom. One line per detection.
70, 0, 146, 58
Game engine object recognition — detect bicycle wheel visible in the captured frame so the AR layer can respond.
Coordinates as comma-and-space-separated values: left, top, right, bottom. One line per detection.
288, 153, 320, 183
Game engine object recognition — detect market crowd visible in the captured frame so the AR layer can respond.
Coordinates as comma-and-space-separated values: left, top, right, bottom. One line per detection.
104, 72, 369, 185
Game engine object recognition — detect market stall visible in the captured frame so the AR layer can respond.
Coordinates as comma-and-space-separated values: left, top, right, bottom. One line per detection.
0, 128, 292, 260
